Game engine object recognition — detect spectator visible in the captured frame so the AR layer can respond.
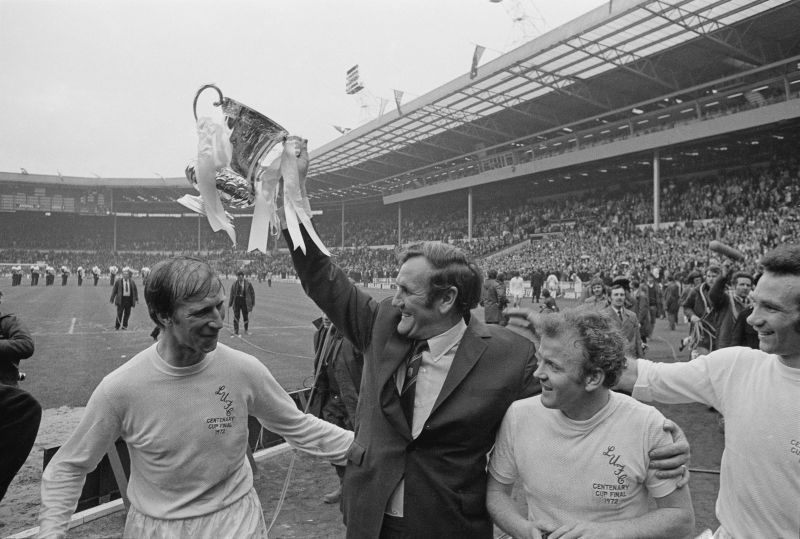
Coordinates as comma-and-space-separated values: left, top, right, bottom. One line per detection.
110, 268, 138, 330
481, 269, 505, 325
710, 267, 753, 349
228, 270, 255, 337
0, 289, 40, 502
308, 314, 363, 505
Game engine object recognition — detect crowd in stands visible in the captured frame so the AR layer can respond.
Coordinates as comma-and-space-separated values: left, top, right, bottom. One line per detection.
1, 158, 797, 287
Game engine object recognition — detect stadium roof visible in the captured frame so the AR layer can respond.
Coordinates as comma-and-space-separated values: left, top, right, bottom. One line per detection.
2, 0, 798, 209
305, 0, 800, 203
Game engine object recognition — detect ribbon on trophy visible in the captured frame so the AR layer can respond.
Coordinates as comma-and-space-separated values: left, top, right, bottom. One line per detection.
251, 136, 329, 256
179, 84, 328, 255
182, 117, 237, 244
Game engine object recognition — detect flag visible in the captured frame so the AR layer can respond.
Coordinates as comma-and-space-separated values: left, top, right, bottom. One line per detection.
470, 45, 486, 79
346, 65, 364, 95
379, 97, 388, 117
393, 89, 404, 115
333, 125, 350, 135
20, 167, 28, 175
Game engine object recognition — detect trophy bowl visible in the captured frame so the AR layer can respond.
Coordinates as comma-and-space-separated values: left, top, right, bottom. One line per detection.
193, 84, 289, 188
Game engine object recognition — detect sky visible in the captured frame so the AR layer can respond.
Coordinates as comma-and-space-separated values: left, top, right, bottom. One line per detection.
0, 0, 608, 179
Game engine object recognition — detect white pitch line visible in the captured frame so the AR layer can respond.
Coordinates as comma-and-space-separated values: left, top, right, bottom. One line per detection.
68, 318, 76, 334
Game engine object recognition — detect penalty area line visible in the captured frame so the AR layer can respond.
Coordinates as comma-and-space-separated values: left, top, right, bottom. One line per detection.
68, 318, 76, 334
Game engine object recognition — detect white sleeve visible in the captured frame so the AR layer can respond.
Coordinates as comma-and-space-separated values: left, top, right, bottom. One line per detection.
248, 363, 353, 465
488, 405, 519, 484
643, 408, 681, 499
632, 356, 721, 410
38, 385, 122, 539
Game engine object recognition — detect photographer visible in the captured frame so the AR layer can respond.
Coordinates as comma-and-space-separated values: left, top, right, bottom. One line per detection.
0, 290, 35, 386
0, 289, 42, 502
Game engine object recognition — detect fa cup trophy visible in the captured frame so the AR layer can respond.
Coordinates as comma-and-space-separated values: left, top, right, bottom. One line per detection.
179, 84, 328, 255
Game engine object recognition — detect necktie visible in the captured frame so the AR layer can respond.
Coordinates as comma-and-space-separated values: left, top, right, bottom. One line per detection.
400, 341, 428, 427
618, 309, 624, 322
124, 280, 129, 295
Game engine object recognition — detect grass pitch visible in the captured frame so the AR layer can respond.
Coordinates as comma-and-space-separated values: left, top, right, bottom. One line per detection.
0, 276, 722, 535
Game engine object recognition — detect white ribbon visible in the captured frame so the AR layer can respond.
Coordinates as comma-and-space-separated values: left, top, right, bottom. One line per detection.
194, 117, 236, 245
247, 153, 281, 254
247, 137, 329, 256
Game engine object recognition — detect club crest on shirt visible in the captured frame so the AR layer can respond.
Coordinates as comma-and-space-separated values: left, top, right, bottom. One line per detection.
205, 385, 236, 435
591, 445, 631, 505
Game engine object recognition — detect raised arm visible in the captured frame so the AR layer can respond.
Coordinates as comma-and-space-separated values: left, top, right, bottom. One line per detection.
284, 224, 378, 354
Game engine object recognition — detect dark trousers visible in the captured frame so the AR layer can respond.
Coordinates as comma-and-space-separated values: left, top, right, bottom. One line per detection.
115, 299, 133, 329
31, 274, 39, 286
0, 385, 42, 502
78, 275, 83, 286
532, 285, 542, 303
232, 299, 249, 334
93, 275, 99, 286
46, 274, 54, 286
61, 275, 68, 286
379, 515, 406, 539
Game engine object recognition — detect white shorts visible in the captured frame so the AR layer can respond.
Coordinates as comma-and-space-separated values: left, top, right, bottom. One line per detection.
123, 488, 267, 538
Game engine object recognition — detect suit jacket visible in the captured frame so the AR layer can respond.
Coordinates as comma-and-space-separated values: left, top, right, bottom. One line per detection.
228, 279, 255, 312
602, 305, 643, 357
109, 279, 138, 307
287, 227, 539, 539
480, 278, 504, 323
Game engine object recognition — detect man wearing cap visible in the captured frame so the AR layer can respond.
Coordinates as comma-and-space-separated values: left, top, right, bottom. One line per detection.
709, 267, 753, 349
228, 271, 255, 337
681, 266, 721, 356
602, 280, 643, 357
581, 277, 609, 312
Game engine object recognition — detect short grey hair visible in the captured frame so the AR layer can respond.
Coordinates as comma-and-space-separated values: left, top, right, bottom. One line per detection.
145, 257, 224, 328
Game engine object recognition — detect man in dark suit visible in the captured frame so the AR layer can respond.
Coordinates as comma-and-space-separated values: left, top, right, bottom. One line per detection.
110, 269, 138, 330
602, 280, 644, 357
286, 221, 540, 539
228, 271, 255, 336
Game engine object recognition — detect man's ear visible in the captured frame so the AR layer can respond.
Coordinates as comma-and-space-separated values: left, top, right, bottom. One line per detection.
438, 286, 459, 314
584, 369, 605, 392
157, 312, 172, 327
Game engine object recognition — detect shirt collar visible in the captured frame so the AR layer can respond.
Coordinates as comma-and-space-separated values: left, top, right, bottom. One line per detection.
426, 319, 467, 362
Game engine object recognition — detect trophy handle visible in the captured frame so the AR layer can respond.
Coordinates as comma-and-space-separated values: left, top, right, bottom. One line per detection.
193, 84, 224, 121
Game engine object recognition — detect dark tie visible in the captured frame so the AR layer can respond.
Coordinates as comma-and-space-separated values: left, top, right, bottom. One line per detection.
618, 309, 624, 322
400, 341, 428, 426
